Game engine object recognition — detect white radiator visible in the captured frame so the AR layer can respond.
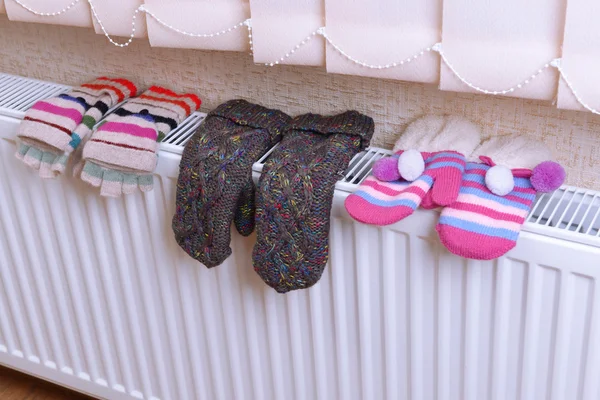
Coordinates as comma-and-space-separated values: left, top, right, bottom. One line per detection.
1, 73, 600, 400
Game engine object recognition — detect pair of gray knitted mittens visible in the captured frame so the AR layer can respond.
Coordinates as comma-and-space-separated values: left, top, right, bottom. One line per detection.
173, 100, 374, 293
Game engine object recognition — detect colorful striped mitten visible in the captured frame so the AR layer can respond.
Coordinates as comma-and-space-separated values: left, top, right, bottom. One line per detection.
173, 100, 291, 268
436, 135, 566, 260
15, 77, 137, 178
80, 86, 200, 197
346, 151, 467, 224
345, 115, 481, 226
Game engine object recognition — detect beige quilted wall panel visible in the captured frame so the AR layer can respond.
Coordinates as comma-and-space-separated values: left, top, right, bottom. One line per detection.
0, 15, 599, 190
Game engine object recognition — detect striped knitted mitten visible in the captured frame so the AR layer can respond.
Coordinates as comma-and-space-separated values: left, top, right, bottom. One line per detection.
436, 135, 566, 260
15, 77, 137, 178
253, 111, 374, 293
80, 86, 200, 197
172, 100, 291, 267
346, 151, 466, 225
345, 115, 481, 226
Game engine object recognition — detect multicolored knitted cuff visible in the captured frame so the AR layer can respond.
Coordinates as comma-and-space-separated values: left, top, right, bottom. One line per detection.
17, 77, 137, 154
110, 86, 201, 141
208, 99, 291, 144
82, 86, 201, 175
287, 110, 375, 149
136, 86, 201, 136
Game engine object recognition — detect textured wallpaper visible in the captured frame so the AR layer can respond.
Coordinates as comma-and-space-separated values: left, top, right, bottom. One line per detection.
1, 16, 599, 190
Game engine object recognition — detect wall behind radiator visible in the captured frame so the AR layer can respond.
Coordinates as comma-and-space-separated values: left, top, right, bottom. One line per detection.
0, 15, 599, 190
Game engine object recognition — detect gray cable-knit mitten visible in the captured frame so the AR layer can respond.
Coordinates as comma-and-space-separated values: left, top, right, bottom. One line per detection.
173, 100, 291, 267
253, 111, 374, 293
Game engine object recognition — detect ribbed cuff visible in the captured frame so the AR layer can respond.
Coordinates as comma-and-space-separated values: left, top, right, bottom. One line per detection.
88, 77, 138, 103
288, 111, 374, 149
100, 77, 138, 98
208, 99, 292, 144
145, 86, 201, 115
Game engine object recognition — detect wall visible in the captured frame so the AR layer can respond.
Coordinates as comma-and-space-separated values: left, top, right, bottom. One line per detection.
0, 15, 599, 190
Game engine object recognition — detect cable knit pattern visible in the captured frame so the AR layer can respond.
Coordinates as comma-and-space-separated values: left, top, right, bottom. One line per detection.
172, 100, 291, 268
253, 111, 374, 293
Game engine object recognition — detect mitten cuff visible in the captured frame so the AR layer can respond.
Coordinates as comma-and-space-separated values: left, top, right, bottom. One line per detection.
288, 111, 374, 149
208, 99, 292, 144
82, 139, 158, 174
83, 77, 138, 104
135, 86, 201, 123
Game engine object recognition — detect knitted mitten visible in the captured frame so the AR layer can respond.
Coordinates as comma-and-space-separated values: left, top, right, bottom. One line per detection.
253, 111, 374, 293
80, 86, 200, 197
346, 151, 467, 225
172, 100, 291, 267
345, 115, 481, 225
436, 135, 566, 260
15, 77, 137, 178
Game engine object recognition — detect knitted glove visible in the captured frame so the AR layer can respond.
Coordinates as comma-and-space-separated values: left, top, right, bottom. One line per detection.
173, 100, 291, 267
15, 77, 137, 178
79, 86, 200, 197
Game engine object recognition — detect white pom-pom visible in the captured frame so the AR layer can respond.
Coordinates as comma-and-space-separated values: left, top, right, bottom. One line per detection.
397, 149, 425, 182
485, 165, 514, 196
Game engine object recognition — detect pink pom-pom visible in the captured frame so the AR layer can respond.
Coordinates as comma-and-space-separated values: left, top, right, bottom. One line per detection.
530, 161, 566, 192
373, 157, 400, 181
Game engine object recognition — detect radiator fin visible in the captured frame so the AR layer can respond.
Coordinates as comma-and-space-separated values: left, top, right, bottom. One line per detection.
160, 112, 207, 155
0, 73, 70, 118
528, 186, 600, 246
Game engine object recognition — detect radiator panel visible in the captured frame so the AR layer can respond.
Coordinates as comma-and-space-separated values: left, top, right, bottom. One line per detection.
1, 78, 600, 400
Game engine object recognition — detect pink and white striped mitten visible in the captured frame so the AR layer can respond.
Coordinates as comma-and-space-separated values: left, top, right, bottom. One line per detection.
436, 135, 566, 260
345, 115, 481, 225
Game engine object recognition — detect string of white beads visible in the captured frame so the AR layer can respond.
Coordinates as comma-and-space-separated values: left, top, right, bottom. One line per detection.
264, 28, 321, 66
553, 60, 600, 115
12, 0, 81, 16
434, 43, 552, 95
144, 7, 248, 38
244, 19, 253, 54
88, 1, 141, 47
8, 0, 600, 114
322, 27, 433, 70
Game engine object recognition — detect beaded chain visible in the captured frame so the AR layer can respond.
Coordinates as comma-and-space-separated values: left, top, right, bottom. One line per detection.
9, 0, 599, 114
